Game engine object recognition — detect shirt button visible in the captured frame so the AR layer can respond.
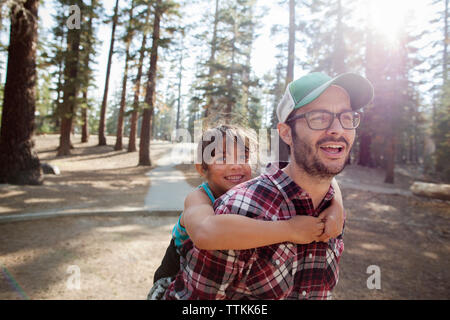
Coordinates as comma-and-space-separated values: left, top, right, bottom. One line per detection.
272, 216, 278, 221
309, 253, 313, 259
302, 291, 307, 297
275, 259, 280, 265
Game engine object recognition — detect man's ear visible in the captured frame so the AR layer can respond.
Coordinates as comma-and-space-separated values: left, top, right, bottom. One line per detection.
195, 163, 206, 177
277, 122, 293, 147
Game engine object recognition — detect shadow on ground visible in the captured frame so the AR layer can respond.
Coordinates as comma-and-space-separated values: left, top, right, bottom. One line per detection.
0, 166, 152, 215
0, 215, 178, 300
0, 135, 173, 215
333, 189, 450, 300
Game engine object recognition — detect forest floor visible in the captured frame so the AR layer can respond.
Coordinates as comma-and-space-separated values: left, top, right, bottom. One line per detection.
0, 134, 449, 300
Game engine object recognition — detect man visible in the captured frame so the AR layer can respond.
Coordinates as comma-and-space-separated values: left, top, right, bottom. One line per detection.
165, 72, 374, 300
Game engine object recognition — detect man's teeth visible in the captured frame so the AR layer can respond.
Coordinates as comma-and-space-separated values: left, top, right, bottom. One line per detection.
225, 175, 244, 181
321, 145, 343, 154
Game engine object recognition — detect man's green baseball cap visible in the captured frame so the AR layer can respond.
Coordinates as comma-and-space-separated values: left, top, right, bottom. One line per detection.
277, 72, 374, 123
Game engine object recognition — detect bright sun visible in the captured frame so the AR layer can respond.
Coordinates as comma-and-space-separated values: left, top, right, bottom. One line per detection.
364, 0, 422, 44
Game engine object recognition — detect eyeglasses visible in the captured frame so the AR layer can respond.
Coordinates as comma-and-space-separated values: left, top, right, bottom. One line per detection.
286, 110, 361, 130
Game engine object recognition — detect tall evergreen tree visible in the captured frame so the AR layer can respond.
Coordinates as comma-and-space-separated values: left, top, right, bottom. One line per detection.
203, 0, 220, 118
80, 0, 102, 143
115, 0, 136, 150
430, 0, 450, 182
0, 0, 42, 185
286, 0, 295, 83
57, 0, 83, 156
139, 0, 179, 166
198, 0, 259, 124
128, 2, 152, 153
363, 10, 423, 183
48, 2, 68, 133
303, 0, 356, 75
98, 0, 120, 146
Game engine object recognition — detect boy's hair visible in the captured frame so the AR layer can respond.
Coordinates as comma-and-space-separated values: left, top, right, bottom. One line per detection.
197, 124, 258, 171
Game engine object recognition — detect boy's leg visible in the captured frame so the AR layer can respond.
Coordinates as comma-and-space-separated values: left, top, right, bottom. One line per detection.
153, 238, 181, 283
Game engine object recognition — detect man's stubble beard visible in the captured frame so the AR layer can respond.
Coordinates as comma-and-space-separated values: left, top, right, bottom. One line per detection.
291, 133, 350, 180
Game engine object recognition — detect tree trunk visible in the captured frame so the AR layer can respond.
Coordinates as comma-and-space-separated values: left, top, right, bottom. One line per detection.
241, 6, 254, 120
176, 37, 183, 130
410, 182, 450, 201
358, 132, 373, 167
115, 1, 135, 151
81, 100, 89, 142
58, 5, 82, 156
114, 43, 130, 150
332, 0, 346, 75
128, 6, 150, 153
286, 0, 295, 84
384, 135, 396, 184
139, 0, 162, 166
444, 0, 448, 86
54, 35, 64, 132
278, 0, 296, 163
0, 0, 42, 185
225, 12, 237, 121
204, 0, 220, 118
81, 0, 96, 143
98, 0, 120, 146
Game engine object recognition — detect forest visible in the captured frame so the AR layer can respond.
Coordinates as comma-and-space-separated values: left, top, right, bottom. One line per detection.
0, 0, 448, 185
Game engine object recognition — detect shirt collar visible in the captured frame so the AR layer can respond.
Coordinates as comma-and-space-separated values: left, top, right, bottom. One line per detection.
264, 162, 335, 203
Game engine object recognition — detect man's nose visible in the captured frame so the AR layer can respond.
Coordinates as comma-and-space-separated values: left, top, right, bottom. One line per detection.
326, 116, 345, 136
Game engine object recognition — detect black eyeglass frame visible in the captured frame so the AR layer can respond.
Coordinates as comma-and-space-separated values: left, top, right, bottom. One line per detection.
285, 109, 362, 130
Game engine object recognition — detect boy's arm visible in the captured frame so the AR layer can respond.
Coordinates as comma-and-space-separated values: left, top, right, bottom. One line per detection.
318, 178, 345, 242
183, 190, 324, 250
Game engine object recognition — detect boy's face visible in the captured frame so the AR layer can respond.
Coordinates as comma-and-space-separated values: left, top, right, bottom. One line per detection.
196, 142, 252, 197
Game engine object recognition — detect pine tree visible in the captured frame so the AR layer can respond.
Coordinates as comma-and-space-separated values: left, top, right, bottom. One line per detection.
57, 0, 83, 156
198, 0, 259, 124
139, 0, 179, 166
98, 0, 120, 146
303, 0, 357, 75
430, 0, 450, 182
48, 2, 68, 133
286, 0, 295, 83
115, 0, 136, 150
128, 2, 152, 153
203, 0, 220, 118
80, 0, 102, 143
0, 0, 42, 185
363, 9, 424, 183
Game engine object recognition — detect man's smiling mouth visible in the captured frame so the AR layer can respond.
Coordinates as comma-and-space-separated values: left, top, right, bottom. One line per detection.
320, 144, 344, 154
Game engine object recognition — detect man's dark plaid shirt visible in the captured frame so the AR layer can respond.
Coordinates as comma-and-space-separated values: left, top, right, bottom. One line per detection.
164, 163, 344, 300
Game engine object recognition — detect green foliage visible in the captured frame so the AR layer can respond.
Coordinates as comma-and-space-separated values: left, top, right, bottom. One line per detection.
303, 0, 360, 75
428, 0, 450, 181
0, 0, 443, 179
193, 0, 261, 125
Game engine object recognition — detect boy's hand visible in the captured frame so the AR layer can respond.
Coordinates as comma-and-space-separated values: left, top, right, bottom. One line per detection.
317, 202, 344, 242
287, 215, 325, 244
